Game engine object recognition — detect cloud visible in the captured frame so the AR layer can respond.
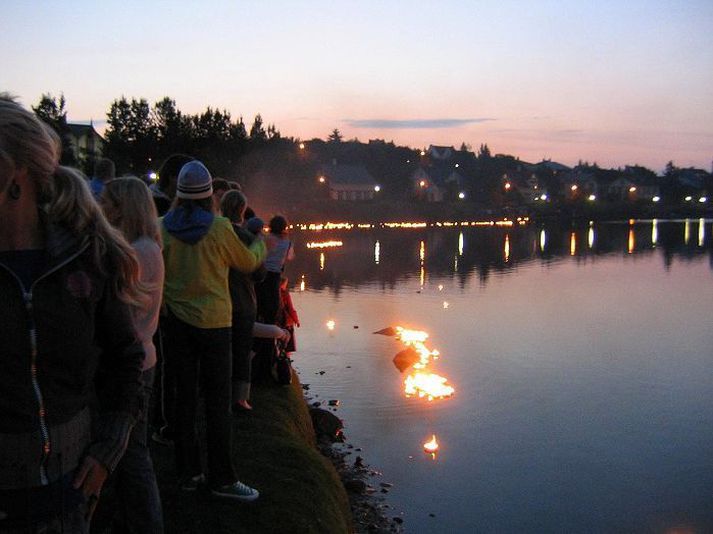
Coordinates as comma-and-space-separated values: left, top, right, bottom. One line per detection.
344, 118, 495, 129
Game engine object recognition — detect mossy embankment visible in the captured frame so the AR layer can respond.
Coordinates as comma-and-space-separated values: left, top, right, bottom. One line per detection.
151, 376, 353, 534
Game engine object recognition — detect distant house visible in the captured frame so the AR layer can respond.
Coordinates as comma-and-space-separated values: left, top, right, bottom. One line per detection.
318, 162, 380, 201
427, 145, 456, 160
411, 165, 465, 202
66, 122, 104, 169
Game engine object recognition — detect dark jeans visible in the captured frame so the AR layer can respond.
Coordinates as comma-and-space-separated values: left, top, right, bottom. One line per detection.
151, 320, 176, 438
231, 314, 254, 385
164, 312, 236, 488
111, 367, 164, 533
256, 271, 281, 324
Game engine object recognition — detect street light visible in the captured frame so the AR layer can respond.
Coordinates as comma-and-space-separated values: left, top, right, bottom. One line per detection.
419, 180, 427, 188
374, 185, 381, 192
588, 194, 596, 201
685, 196, 693, 201
458, 192, 465, 199
652, 196, 660, 202
318, 176, 325, 183
629, 186, 637, 193
299, 142, 305, 150
700, 197, 708, 203
571, 184, 578, 191
504, 182, 511, 190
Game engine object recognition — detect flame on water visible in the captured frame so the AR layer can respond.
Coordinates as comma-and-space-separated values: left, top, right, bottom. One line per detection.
423, 434, 439, 454
306, 240, 343, 249
405, 373, 454, 400
394, 327, 453, 400
326, 320, 336, 330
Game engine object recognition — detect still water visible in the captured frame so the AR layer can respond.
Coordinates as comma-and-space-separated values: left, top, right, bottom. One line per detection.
286, 219, 713, 533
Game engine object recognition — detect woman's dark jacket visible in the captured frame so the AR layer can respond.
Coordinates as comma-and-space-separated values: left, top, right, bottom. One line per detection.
0, 224, 143, 490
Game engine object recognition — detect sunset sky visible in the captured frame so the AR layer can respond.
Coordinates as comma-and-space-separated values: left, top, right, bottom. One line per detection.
2, 0, 712, 172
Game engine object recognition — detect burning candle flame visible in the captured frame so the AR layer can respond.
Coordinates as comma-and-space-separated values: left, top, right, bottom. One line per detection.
423, 434, 439, 454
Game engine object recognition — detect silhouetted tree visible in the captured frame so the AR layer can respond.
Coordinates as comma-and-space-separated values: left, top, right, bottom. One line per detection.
328, 128, 343, 143
32, 93, 78, 167
249, 114, 266, 141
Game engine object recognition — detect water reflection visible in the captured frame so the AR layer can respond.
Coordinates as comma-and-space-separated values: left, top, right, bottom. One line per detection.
287, 220, 713, 294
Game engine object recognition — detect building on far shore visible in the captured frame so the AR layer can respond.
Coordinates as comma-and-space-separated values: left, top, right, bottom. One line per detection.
66, 122, 105, 172
318, 161, 380, 200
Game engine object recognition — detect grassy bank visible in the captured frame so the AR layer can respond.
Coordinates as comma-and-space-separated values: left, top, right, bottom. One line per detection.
151, 376, 353, 534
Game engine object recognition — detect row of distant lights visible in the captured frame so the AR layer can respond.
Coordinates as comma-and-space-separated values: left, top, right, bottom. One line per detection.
293, 218, 528, 231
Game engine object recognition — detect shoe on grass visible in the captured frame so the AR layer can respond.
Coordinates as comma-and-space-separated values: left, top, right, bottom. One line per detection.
180, 473, 206, 491
211, 480, 259, 502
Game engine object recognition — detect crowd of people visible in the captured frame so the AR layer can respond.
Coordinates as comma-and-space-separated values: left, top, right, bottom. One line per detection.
0, 95, 299, 533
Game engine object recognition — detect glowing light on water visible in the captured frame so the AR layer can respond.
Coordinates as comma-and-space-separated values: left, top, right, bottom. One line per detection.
374, 240, 380, 264
419, 241, 426, 288
405, 373, 455, 400
438, 284, 443, 291
570, 231, 576, 256
588, 227, 595, 249
540, 229, 547, 252
685, 219, 691, 244
319, 252, 325, 271
299, 275, 306, 292
628, 228, 635, 254
326, 320, 335, 330
699, 218, 705, 247
504, 234, 510, 262
306, 240, 343, 249
423, 434, 439, 457
443, 301, 449, 309
458, 232, 464, 256
652, 219, 658, 245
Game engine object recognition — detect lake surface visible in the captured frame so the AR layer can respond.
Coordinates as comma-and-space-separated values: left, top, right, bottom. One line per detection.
285, 219, 713, 533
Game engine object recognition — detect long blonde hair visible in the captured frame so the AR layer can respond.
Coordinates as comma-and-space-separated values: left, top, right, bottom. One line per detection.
0, 94, 141, 304
102, 177, 161, 245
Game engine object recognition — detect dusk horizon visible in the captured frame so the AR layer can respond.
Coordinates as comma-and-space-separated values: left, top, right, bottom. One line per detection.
2, 0, 712, 173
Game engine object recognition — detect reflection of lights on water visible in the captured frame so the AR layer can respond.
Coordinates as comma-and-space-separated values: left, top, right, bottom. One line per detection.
685, 219, 690, 245
374, 240, 380, 264
326, 320, 335, 330
438, 284, 443, 291
628, 228, 635, 254
570, 231, 576, 256
299, 275, 306, 292
294, 219, 527, 231
540, 230, 547, 252
588, 227, 595, 249
443, 301, 449, 309
699, 218, 705, 247
458, 232, 464, 256
306, 240, 343, 249
419, 241, 425, 263
423, 434, 439, 458
420, 266, 425, 288
652, 219, 658, 245
453, 254, 458, 272
504, 234, 510, 262
319, 252, 325, 271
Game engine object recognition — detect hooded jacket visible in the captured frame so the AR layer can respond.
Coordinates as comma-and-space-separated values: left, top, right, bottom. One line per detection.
161, 206, 266, 329
0, 224, 143, 490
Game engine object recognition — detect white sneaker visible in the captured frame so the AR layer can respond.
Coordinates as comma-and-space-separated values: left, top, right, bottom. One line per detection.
210, 480, 260, 502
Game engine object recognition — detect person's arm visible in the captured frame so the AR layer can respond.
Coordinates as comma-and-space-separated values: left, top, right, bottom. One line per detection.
85, 278, 144, 479
253, 321, 290, 342
220, 219, 266, 273
283, 290, 300, 326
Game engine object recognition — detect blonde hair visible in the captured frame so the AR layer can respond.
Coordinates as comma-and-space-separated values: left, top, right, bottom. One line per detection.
0, 94, 141, 304
220, 189, 247, 224
0, 93, 60, 202
102, 177, 161, 245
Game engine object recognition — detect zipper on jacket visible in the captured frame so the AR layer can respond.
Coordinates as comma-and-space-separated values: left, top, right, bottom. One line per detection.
24, 291, 51, 485
0, 242, 89, 486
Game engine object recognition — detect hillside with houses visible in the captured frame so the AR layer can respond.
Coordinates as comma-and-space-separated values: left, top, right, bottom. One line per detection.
35, 94, 711, 221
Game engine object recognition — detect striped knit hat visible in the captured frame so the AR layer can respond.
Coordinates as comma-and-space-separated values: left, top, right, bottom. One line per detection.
176, 160, 213, 199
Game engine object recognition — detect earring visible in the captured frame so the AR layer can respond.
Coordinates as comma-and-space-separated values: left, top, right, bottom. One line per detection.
9, 180, 21, 200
